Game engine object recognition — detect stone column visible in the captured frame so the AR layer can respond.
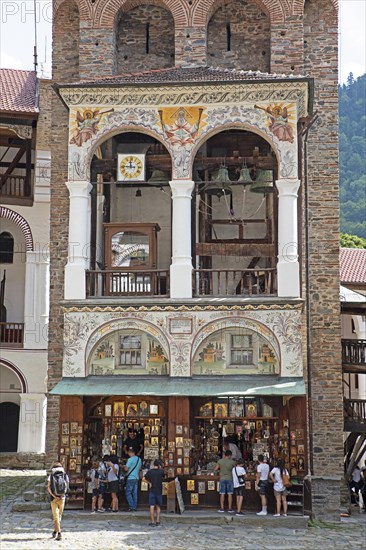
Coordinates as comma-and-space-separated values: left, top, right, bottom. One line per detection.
17, 393, 47, 453
276, 179, 301, 298
64, 180, 92, 299
169, 180, 194, 298
24, 250, 50, 348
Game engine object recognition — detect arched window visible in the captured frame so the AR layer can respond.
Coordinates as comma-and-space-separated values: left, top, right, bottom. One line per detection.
0, 232, 14, 263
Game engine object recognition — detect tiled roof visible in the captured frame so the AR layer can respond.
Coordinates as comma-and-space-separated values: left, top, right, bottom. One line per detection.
340, 248, 366, 284
0, 69, 38, 114
59, 66, 309, 87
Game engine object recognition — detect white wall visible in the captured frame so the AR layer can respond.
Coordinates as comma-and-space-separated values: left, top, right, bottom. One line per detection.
0, 365, 21, 405
0, 220, 26, 322
0, 349, 47, 393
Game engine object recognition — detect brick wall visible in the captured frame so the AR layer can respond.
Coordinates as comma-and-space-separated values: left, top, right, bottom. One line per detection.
115, 5, 175, 73
79, 29, 116, 79
207, 0, 270, 71
36, 80, 52, 151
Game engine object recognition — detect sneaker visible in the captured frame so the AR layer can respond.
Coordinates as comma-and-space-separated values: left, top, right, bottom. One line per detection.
156, 522, 161, 527
282, 514, 288, 517
218, 509, 225, 513
273, 513, 281, 517
90, 511, 96, 514
97, 509, 104, 513
112, 510, 118, 513
51, 531, 56, 538
56, 533, 62, 541
228, 509, 235, 514
256, 510, 267, 516
148, 522, 156, 527
236, 511, 244, 516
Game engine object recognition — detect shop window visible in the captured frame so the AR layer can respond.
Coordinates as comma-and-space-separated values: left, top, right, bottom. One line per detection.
120, 335, 142, 367
230, 334, 253, 366
0, 232, 14, 263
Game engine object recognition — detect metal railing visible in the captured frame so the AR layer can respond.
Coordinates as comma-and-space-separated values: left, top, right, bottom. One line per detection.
0, 322, 24, 346
86, 269, 170, 297
193, 268, 277, 297
342, 339, 366, 365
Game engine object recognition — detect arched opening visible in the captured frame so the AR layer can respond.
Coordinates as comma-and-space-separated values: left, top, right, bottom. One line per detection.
192, 128, 278, 296
207, 0, 270, 71
0, 363, 23, 451
0, 232, 14, 263
87, 131, 172, 297
0, 220, 26, 343
53, 0, 80, 81
115, 4, 175, 74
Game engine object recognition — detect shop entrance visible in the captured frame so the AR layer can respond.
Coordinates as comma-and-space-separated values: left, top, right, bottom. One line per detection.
58, 394, 307, 513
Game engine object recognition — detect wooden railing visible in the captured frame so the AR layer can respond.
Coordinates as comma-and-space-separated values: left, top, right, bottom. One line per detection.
344, 399, 366, 432
342, 339, 366, 366
0, 176, 32, 199
193, 268, 277, 297
0, 322, 24, 346
86, 269, 170, 297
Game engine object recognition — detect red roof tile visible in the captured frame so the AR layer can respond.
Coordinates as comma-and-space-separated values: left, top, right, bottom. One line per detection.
59, 66, 308, 88
340, 248, 366, 284
0, 69, 38, 114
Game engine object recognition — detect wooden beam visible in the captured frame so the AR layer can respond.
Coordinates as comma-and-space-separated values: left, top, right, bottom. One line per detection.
196, 242, 275, 257
0, 142, 27, 187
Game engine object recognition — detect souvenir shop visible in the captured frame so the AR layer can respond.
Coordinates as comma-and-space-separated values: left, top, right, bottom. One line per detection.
57, 392, 308, 513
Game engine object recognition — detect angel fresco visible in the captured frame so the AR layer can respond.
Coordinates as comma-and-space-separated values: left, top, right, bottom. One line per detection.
70, 108, 114, 147
254, 104, 295, 143
159, 107, 204, 147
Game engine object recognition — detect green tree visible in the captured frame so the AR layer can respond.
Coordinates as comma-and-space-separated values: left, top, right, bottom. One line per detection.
340, 233, 366, 249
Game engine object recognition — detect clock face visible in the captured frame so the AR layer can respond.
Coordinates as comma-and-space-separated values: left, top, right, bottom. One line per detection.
119, 155, 144, 181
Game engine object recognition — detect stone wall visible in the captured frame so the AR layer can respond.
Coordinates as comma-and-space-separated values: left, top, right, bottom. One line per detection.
47, 0, 80, 465
115, 5, 175, 73
304, 0, 342, 519
36, 80, 52, 151
207, 0, 270, 71
0, 453, 46, 469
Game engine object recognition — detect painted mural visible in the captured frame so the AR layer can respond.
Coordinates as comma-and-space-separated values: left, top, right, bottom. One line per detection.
62, 305, 303, 378
61, 80, 307, 181
89, 329, 169, 376
192, 328, 279, 376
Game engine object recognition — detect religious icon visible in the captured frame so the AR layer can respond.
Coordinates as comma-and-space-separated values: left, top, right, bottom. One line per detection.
183, 439, 191, 448
176, 425, 183, 435
70, 422, 78, 434
139, 401, 149, 417
214, 403, 228, 418
141, 481, 149, 492
177, 458, 182, 465
158, 107, 204, 148
198, 482, 206, 495
126, 403, 138, 417
297, 444, 305, 455
113, 402, 125, 417
183, 467, 190, 475
187, 480, 195, 491
151, 437, 159, 447
208, 481, 215, 491
199, 401, 213, 417
191, 493, 199, 505
183, 448, 190, 458
150, 404, 158, 415
297, 457, 305, 471
229, 398, 243, 418
61, 423, 69, 435
69, 458, 77, 471
245, 403, 257, 418
245, 481, 251, 490
254, 103, 295, 143
61, 436, 69, 447
176, 437, 184, 448
177, 448, 183, 456
104, 404, 112, 417
151, 425, 160, 436
256, 420, 263, 430
184, 458, 190, 466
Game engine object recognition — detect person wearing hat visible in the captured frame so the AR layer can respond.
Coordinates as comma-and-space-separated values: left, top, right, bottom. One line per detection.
123, 429, 143, 458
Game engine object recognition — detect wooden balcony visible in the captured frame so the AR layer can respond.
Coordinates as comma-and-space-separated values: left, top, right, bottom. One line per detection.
86, 269, 170, 297
0, 175, 33, 205
344, 398, 366, 432
342, 339, 366, 373
0, 322, 24, 347
193, 268, 277, 297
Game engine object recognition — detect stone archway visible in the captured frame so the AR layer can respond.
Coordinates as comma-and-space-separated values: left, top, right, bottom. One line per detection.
0, 207, 33, 251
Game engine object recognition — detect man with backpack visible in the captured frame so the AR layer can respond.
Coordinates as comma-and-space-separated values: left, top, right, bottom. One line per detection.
47, 462, 69, 541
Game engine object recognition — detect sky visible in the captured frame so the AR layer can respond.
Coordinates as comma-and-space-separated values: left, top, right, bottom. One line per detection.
0, 0, 365, 82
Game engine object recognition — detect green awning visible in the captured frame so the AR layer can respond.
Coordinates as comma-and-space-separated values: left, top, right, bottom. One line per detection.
50, 376, 305, 397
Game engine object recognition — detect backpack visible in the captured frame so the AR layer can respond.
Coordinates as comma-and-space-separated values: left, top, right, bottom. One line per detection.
51, 471, 68, 496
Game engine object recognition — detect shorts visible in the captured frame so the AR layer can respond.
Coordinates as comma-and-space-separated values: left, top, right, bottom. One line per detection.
234, 486, 245, 497
149, 492, 163, 507
99, 482, 107, 497
258, 480, 269, 496
92, 488, 100, 498
274, 488, 289, 497
219, 480, 234, 495
109, 480, 119, 494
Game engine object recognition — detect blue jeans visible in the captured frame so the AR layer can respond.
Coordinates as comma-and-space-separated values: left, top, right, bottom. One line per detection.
125, 479, 139, 510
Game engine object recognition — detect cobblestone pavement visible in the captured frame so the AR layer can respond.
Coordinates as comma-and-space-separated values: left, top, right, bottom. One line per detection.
1, 470, 365, 550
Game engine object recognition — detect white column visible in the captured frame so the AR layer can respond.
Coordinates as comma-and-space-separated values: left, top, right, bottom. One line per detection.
24, 250, 49, 348
17, 393, 47, 453
64, 180, 92, 299
276, 179, 300, 298
169, 179, 194, 298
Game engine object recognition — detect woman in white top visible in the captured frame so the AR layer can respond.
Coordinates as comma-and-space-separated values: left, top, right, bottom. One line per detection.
269, 459, 289, 517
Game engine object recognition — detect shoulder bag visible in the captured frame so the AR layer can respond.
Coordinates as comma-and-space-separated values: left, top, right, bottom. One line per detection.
235, 467, 245, 486
282, 471, 292, 488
